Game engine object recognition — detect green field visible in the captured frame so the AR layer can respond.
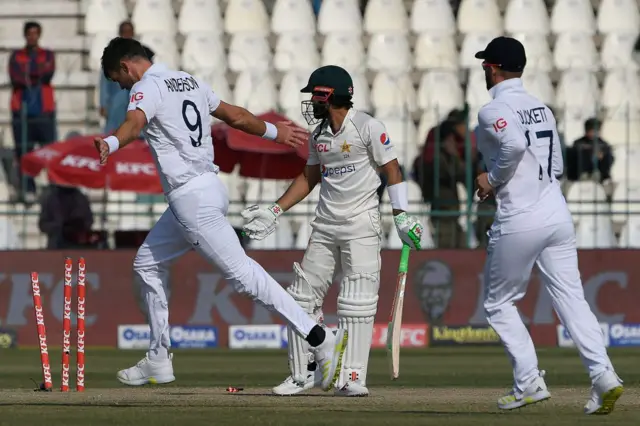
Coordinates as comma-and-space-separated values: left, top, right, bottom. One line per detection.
0, 347, 638, 425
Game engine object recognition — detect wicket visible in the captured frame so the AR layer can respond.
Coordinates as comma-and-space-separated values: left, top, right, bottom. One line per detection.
30, 257, 86, 392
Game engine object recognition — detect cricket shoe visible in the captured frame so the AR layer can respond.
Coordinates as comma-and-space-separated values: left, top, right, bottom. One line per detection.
117, 353, 175, 386
311, 328, 348, 391
498, 370, 551, 410
334, 382, 369, 397
272, 369, 322, 396
584, 370, 624, 415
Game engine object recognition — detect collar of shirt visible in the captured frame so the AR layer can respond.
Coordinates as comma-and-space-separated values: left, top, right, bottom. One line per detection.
321, 108, 355, 137
143, 63, 168, 78
488, 78, 525, 100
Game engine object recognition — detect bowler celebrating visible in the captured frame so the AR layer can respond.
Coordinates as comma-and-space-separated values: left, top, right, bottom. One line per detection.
94, 38, 347, 391
475, 37, 623, 414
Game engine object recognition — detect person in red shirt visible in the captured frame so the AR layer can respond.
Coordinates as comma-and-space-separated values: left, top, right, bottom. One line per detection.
9, 21, 57, 203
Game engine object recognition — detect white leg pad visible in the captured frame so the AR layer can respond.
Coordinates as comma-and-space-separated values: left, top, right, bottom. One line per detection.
337, 273, 380, 387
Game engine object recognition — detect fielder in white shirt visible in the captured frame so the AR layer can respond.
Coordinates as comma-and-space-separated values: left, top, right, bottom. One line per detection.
241, 66, 424, 397
474, 37, 623, 415
93, 37, 347, 391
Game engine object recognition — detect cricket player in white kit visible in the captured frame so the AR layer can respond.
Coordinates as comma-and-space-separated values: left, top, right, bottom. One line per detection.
93, 38, 348, 390
475, 37, 623, 414
241, 66, 424, 396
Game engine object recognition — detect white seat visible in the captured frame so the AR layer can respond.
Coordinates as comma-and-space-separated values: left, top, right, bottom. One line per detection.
611, 147, 640, 181
318, 0, 363, 35
279, 69, 314, 110
414, 34, 458, 70
380, 116, 419, 166
364, 0, 408, 34
322, 34, 366, 73
139, 33, 179, 68
556, 71, 599, 117
457, 0, 502, 34
597, 0, 640, 35
504, 0, 549, 35
367, 34, 412, 72
410, 0, 456, 35
289, 186, 320, 229
551, 0, 595, 34
274, 34, 320, 72
181, 33, 226, 73
562, 109, 592, 143
521, 72, 556, 106
233, 70, 277, 114
245, 179, 280, 203
618, 216, 640, 247
565, 181, 610, 216
132, 0, 176, 35
418, 109, 445, 141
612, 181, 640, 222
271, 0, 316, 35
371, 72, 417, 116
575, 216, 617, 248
294, 219, 313, 249
224, 0, 269, 35
417, 71, 464, 117
601, 118, 640, 147
89, 33, 117, 71
554, 33, 598, 71
193, 70, 232, 102
178, 0, 223, 35
85, 0, 127, 35
466, 69, 492, 109
228, 34, 272, 72
350, 72, 372, 111
510, 33, 552, 72
602, 70, 640, 110
285, 107, 311, 129
459, 33, 501, 69
601, 33, 640, 71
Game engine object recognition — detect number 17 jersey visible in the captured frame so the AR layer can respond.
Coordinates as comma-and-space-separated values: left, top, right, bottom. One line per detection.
476, 78, 572, 234
127, 63, 220, 194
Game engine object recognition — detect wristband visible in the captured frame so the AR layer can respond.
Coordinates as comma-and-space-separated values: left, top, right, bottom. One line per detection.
263, 122, 278, 141
269, 203, 283, 217
387, 181, 409, 211
104, 135, 120, 154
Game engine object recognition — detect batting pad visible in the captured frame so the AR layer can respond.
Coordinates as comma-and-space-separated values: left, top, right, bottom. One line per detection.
337, 273, 380, 387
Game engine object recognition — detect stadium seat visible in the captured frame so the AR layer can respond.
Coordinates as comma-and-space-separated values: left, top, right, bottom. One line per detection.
414, 34, 458, 71
371, 72, 417, 116
56, 90, 90, 121
284, 107, 311, 129
139, 33, 179, 69
551, 0, 595, 34
89, 32, 116, 71
275, 33, 320, 72
84, 0, 127, 35
553, 33, 598, 71
562, 108, 592, 143
618, 216, 640, 247
380, 116, 418, 167
601, 117, 640, 147
601, 33, 640, 71
350, 72, 372, 111
193, 70, 232, 103
601, 70, 640, 110
410, 0, 456, 34
367, 34, 412, 72
466, 69, 492, 109
575, 215, 617, 248
611, 147, 640, 181
417, 109, 444, 141
521, 72, 556, 106
457, 0, 502, 34
504, 0, 550, 35
612, 180, 640, 223
417, 71, 464, 117
364, 0, 408, 34
565, 181, 610, 217
279, 69, 314, 110
228, 33, 272, 72
178, 0, 223, 35
597, 0, 640, 35
224, 0, 269, 35
510, 33, 553, 71
245, 178, 280, 203
289, 186, 320, 229
322, 33, 366, 73
132, 0, 176, 35
233, 70, 277, 114
181, 33, 226, 74
271, 0, 316, 34
294, 219, 313, 249
556, 71, 599, 116
318, 0, 363, 35
459, 33, 501, 69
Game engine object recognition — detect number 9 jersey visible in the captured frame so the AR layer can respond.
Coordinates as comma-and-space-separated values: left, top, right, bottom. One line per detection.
476, 78, 572, 234
127, 63, 220, 193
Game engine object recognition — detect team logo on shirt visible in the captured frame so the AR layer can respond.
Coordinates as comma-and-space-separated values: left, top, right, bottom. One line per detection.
380, 133, 390, 145
321, 164, 356, 178
492, 118, 507, 132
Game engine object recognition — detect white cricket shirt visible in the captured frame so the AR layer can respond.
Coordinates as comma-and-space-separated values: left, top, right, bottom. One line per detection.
476, 78, 572, 234
307, 109, 397, 223
127, 63, 221, 193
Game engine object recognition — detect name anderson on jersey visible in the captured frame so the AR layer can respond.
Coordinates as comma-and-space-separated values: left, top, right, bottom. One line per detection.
164, 76, 199, 93
516, 107, 549, 125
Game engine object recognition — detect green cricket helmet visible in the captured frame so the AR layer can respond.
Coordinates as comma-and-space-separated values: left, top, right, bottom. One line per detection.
300, 65, 354, 125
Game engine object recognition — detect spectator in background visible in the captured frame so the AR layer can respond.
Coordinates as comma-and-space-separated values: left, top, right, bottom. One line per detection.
9, 21, 57, 203
38, 184, 95, 249
566, 118, 614, 183
99, 21, 154, 134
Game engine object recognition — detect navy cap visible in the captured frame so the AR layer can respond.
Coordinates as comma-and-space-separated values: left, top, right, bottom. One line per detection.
475, 36, 527, 72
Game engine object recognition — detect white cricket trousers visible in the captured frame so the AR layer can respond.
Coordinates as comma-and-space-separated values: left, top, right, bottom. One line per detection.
133, 172, 317, 359
483, 221, 613, 392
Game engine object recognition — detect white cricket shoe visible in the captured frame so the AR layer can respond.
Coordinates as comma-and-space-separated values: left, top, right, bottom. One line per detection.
334, 381, 369, 397
272, 369, 322, 396
311, 329, 348, 391
498, 370, 551, 410
117, 353, 175, 386
584, 370, 624, 415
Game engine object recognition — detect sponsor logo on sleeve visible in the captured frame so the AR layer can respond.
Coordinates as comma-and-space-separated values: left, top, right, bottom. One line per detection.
608, 323, 640, 347
380, 132, 390, 146
228, 325, 284, 349
429, 325, 501, 346
492, 118, 507, 132
556, 323, 610, 348
130, 92, 144, 103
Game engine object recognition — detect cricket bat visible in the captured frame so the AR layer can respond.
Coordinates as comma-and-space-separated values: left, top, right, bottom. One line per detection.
387, 243, 411, 380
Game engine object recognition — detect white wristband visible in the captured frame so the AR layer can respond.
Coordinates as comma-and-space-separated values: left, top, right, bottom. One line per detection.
104, 135, 120, 154
262, 122, 278, 141
387, 181, 409, 211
